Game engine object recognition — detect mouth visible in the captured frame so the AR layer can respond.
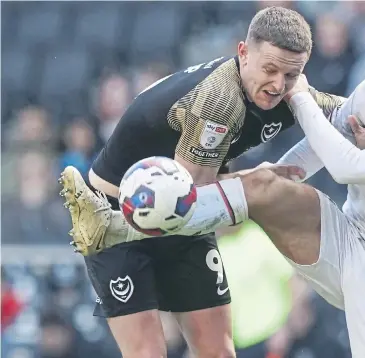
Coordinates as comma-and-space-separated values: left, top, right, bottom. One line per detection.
263, 90, 282, 99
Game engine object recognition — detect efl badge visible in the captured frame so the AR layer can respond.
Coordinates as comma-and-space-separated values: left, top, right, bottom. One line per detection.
200, 121, 228, 149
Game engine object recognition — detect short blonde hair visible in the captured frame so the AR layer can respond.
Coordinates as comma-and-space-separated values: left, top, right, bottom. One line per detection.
247, 6, 312, 55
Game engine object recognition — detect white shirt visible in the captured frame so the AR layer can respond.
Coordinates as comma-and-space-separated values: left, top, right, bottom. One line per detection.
278, 88, 365, 231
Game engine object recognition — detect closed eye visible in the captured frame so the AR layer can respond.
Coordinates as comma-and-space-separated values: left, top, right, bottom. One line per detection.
286, 73, 299, 79
264, 68, 277, 74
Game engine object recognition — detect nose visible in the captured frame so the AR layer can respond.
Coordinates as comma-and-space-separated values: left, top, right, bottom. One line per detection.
272, 73, 285, 94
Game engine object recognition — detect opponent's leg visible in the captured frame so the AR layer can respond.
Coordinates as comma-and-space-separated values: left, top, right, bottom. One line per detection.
239, 168, 321, 265
238, 168, 363, 313
59, 164, 303, 255
340, 229, 365, 358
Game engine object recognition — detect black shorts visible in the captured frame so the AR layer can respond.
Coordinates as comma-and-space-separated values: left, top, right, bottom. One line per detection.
89, 136, 230, 317
85, 234, 231, 317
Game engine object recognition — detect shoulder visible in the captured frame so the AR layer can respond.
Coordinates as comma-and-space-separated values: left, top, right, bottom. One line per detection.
170, 57, 246, 129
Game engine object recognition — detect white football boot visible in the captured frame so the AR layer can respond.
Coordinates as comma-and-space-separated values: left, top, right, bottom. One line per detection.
59, 166, 112, 256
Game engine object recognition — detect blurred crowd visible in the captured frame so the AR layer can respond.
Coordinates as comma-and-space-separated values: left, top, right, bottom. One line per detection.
1, 1, 364, 357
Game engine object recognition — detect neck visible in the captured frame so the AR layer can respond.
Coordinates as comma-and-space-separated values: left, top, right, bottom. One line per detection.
237, 57, 252, 102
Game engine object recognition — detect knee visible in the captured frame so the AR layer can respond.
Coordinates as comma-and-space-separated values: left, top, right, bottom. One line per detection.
243, 168, 278, 198
247, 168, 278, 187
239, 168, 283, 215
88, 168, 119, 197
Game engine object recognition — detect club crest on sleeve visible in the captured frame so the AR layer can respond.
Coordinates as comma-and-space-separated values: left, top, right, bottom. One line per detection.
200, 120, 228, 149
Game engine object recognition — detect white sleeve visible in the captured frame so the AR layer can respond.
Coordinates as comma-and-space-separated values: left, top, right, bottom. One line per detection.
277, 137, 324, 182
289, 92, 365, 184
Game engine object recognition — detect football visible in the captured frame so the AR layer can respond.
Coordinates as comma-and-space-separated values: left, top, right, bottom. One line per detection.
119, 156, 197, 236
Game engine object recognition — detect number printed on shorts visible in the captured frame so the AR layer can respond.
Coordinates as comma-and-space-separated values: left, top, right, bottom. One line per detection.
206, 249, 224, 284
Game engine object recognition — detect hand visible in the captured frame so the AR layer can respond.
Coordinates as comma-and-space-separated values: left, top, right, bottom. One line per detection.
348, 115, 365, 150
284, 74, 309, 102
218, 163, 306, 182
257, 162, 306, 181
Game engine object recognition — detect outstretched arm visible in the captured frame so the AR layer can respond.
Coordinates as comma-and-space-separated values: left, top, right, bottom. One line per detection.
277, 137, 323, 181
287, 78, 365, 185
277, 85, 347, 181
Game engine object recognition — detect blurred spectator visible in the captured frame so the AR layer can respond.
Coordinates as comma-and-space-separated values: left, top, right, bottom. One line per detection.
305, 13, 355, 95
93, 73, 131, 142
40, 310, 79, 358
256, 0, 294, 10
3, 106, 54, 151
347, 55, 365, 95
2, 105, 55, 197
346, 0, 365, 55
295, 1, 339, 22
181, 24, 242, 67
2, 151, 69, 244
131, 62, 172, 96
40, 305, 113, 358
1, 279, 23, 332
60, 118, 97, 179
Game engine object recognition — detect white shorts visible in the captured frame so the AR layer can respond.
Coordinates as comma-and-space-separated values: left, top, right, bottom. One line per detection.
285, 190, 365, 357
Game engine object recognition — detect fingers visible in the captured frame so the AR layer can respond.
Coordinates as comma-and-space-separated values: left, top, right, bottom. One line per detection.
267, 165, 306, 181
288, 165, 306, 181
348, 115, 362, 133
257, 161, 274, 169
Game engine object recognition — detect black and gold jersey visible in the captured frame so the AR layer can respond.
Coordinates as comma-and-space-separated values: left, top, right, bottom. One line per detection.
92, 56, 345, 186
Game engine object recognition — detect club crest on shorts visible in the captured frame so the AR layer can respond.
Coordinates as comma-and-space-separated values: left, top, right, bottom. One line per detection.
200, 120, 228, 149
260, 122, 282, 143
109, 276, 134, 303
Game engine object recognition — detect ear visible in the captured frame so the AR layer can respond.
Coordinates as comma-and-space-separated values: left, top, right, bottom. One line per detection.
238, 41, 248, 59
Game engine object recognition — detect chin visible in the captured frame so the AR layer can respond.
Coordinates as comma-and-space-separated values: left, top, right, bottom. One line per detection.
253, 100, 278, 111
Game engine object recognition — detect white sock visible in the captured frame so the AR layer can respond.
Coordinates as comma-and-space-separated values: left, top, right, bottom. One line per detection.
106, 177, 249, 242
106, 211, 145, 244
179, 177, 248, 236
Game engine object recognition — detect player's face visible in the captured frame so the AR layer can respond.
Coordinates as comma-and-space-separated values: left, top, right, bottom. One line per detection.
238, 41, 308, 110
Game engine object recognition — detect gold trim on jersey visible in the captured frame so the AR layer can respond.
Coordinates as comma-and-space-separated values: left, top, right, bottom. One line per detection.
309, 86, 346, 119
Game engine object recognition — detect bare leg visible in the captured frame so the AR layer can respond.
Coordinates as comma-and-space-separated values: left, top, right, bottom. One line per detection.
107, 310, 167, 358
240, 168, 321, 265
173, 305, 235, 358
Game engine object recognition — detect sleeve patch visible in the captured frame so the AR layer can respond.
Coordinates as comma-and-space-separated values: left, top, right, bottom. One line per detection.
200, 121, 229, 149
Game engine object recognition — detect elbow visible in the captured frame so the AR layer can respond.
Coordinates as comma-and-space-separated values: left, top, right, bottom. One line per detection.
330, 170, 359, 185
174, 155, 218, 185
329, 168, 349, 184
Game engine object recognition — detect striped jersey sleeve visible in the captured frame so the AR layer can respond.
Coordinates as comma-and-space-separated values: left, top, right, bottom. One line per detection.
167, 59, 246, 167
309, 86, 346, 119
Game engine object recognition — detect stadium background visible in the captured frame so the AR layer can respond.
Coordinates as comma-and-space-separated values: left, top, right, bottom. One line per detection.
1, 1, 364, 357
